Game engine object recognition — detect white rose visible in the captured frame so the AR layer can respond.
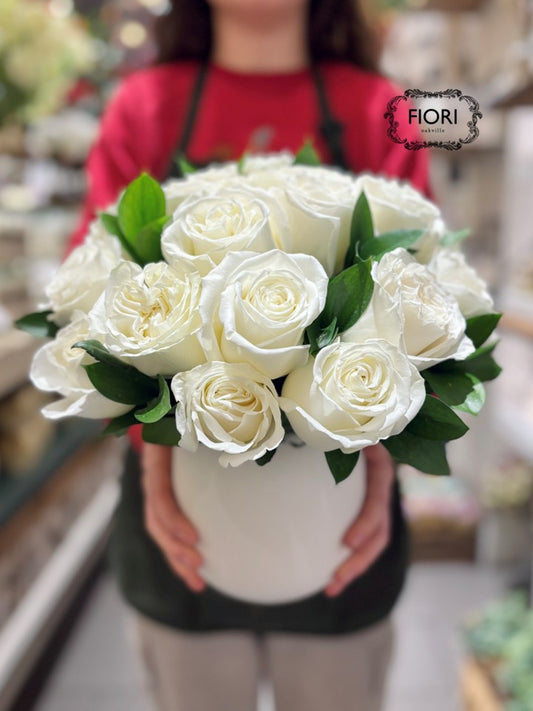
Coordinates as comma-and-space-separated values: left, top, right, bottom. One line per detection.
239, 152, 294, 175
163, 163, 242, 214
30, 313, 131, 420
280, 341, 425, 453
161, 188, 277, 275
341, 281, 405, 350
250, 165, 359, 275
429, 248, 494, 318
354, 175, 445, 263
92, 260, 205, 377
200, 250, 328, 379
373, 249, 474, 369
171, 361, 284, 467
44, 218, 122, 325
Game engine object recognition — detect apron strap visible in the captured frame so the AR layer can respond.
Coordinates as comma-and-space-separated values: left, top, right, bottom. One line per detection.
168, 61, 348, 179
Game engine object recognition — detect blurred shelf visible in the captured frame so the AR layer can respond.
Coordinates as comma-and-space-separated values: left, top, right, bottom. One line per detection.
492, 77, 533, 109
0, 419, 103, 528
406, 0, 488, 11
0, 330, 37, 400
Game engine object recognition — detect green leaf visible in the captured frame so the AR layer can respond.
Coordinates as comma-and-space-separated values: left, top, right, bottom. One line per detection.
384, 433, 450, 476
142, 417, 182, 446
360, 229, 423, 261
175, 154, 196, 175
100, 211, 143, 263
237, 152, 249, 175
135, 375, 172, 424
441, 228, 470, 247
15, 310, 58, 338
423, 365, 477, 406
455, 376, 486, 415
294, 140, 321, 166
463, 342, 502, 382
136, 215, 169, 264
73, 339, 128, 368
256, 448, 278, 466
306, 318, 338, 358
325, 450, 360, 484
118, 173, 166, 244
465, 313, 502, 349
101, 410, 138, 437
406, 395, 469, 441
83, 361, 159, 405
345, 191, 374, 269
324, 260, 374, 332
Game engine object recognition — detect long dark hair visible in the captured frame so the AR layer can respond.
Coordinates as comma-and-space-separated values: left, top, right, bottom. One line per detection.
154, 0, 379, 73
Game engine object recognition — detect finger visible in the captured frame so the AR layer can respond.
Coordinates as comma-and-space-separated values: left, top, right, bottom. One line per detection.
163, 554, 206, 593
145, 508, 203, 570
325, 522, 390, 597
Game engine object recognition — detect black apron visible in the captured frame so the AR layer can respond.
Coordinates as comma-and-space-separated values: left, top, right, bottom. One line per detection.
108, 63, 409, 635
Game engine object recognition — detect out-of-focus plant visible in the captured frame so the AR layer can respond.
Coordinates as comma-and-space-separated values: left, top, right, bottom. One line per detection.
0, 0, 96, 126
464, 593, 533, 710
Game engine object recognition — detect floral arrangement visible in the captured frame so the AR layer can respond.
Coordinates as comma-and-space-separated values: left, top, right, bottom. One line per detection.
17, 148, 502, 483
0, 0, 95, 126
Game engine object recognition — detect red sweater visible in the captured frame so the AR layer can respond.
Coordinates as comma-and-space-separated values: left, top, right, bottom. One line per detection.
70, 61, 432, 450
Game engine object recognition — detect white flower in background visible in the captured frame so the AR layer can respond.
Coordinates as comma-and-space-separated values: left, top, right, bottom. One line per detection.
354, 175, 445, 263
91, 260, 205, 377
373, 248, 474, 369
44, 218, 122, 326
250, 164, 359, 275
200, 250, 329, 379
172, 361, 284, 467
429, 248, 494, 318
280, 341, 425, 453
239, 152, 294, 175
161, 188, 277, 275
163, 163, 242, 214
30, 313, 131, 420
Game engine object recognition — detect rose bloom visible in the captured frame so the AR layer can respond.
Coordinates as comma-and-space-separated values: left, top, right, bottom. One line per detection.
373, 248, 474, 369
161, 188, 277, 275
44, 217, 122, 325
429, 248, 494, 318
163, 164, 241, 214
90, 260, 205, 376
354, 175, 445, 264
200, 250, 329, 379
30, 313, 131, 420
280, 340, 425, 453
171, 361, 284, 467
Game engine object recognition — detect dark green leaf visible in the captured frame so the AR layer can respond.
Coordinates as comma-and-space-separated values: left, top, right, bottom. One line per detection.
423, 367, 477, 406
306, 318, 338, 358
83, 362, 159, 405
465, 313, 502, 349
384, 433, 450, 476
455, 376, 486, 415
100, 211, 143, 263
142, 417, 182, 446
135, 375, 172, 424
345, 191, 374, 269
406, 395, 469, 441
118, 173, 166, 244
441, 228, 470, 247
73, 339, 127, 368
293, 140, 321, 166
175, 154, 196, 175
325, 450, 360, 484
463, 342, 502, 382
136, 215, 169, 264
360, 229, 423, 261
15, 310, 58, 338
324, 260, 374, 332
101, 410, 138, 437
256, 448, 278, 466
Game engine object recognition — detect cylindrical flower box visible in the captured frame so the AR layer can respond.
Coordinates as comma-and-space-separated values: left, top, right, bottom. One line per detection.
171, 441, 367, 605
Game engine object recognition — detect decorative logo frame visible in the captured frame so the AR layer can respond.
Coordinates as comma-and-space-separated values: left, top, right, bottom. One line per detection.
384, 89, 483, 151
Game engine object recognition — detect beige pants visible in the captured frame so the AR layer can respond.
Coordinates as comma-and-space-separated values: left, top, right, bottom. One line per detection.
133, 613, 394, 711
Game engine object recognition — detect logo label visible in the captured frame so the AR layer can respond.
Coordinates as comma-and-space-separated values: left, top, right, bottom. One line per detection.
385, 89, 482, 150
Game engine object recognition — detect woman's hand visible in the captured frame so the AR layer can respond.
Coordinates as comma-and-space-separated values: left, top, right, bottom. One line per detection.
141, 443, 206, 592
325, 443, 394, 597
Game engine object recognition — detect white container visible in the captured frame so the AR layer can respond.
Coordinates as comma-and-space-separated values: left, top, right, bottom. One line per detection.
171, 442, 367, 605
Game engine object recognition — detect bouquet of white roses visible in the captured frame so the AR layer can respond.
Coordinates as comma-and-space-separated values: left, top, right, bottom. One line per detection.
18, 147, 501, 484
0, 0, 95, 126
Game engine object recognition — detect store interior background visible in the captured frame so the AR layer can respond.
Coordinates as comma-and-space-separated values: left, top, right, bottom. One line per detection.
0, 0, 532, 709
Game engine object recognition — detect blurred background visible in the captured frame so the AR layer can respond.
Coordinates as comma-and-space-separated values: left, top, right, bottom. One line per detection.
0, 1, 532, 710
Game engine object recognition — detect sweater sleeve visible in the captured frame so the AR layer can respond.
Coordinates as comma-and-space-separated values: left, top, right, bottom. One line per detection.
67, 78, 146, 253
